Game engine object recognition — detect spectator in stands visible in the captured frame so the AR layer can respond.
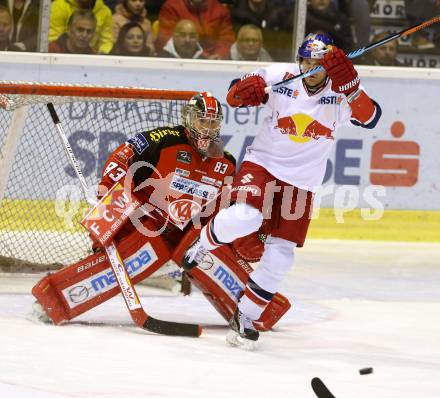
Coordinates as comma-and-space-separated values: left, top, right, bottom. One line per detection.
110, 20, 152, 55
218, 0, 235, 7
231, 0, 293, 31
230, 0, 293, 61
103, 0, 117, 12
48, 9, 96, 54
0, 6, 23, 50
157, 0, 235, 60
306, 0, 353, 51
0, 0, 40, 51
157, 19, 205, 58
338, 0, 372, 48
112, 0, 155, 55
230, 24, 272, 61
359, 31, 404, 66
405, 0, 440, 50
231, 0, 271, 29
144, 0, 165, 20
49, 0, 113, 54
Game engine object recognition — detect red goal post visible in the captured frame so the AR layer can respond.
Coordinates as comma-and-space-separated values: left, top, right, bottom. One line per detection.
0, 81, 196, 274
0, 82, 197, 108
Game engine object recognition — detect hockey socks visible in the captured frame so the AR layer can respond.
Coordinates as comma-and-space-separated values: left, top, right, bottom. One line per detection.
238, 277, 274, 321
203, 203, 263, 246
200, 219, 225, 251
227, 278, 274, 350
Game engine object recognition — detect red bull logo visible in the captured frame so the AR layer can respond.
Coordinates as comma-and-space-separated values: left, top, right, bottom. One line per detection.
276, 113, 334, 143
307, 42, 320, 51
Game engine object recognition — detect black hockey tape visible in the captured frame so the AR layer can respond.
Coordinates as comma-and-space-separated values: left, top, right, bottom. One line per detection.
47, 103, 60, 124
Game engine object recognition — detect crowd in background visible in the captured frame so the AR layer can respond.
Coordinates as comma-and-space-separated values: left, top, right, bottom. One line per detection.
0, 0, 439, 66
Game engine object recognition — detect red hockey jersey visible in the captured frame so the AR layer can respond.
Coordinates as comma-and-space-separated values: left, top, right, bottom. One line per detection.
100, 125, 236, 234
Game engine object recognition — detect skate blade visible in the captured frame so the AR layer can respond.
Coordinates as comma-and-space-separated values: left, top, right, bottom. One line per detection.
226, 330, 258, 351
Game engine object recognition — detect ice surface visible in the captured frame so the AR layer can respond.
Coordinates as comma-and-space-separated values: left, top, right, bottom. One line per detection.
1, 240, 440, 398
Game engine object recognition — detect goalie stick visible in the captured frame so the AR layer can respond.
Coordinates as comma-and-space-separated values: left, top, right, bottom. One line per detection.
46, 103, 201, 337
265, 16, 440, 93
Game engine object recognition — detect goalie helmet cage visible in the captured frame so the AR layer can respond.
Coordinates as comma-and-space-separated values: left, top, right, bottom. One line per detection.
0, 81, 196, 272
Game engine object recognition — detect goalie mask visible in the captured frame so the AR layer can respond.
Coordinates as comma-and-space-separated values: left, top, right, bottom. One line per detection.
182, 92, 224, 157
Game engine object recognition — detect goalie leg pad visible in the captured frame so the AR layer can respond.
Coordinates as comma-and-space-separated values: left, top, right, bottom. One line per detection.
32, 219, 172, 324
254, 292, 292, 331
32, 273, 71, 325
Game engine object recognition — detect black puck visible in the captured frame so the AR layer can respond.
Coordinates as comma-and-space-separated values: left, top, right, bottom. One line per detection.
359, 367, 373, 375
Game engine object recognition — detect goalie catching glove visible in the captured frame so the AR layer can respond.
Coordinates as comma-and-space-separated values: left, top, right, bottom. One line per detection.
227, 74, 269, 107
320, 47, 360, 95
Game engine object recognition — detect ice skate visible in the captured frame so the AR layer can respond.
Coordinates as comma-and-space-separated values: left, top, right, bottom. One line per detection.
182, 238, 209, 271
226, 308, 259, 350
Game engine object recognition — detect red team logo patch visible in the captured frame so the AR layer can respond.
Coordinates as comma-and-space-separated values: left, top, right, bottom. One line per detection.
168, 199, 202, 223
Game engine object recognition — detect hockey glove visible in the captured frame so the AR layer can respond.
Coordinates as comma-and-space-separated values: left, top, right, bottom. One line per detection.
320, 47, 360, 95
229, 75, 269, 107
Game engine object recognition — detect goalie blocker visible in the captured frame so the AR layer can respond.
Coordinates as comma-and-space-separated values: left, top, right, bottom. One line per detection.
33, 225, 291, 331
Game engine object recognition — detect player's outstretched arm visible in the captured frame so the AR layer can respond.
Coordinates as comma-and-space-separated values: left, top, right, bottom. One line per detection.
321, 47, 381, 128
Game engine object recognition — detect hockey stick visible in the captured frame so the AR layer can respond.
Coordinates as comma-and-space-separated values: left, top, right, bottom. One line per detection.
265, 15, 440, 93
46, 103, 201, 337
311, 377, 336, 398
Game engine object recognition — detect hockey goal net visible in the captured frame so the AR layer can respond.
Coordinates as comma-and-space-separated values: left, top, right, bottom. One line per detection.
0, 81, 196, 277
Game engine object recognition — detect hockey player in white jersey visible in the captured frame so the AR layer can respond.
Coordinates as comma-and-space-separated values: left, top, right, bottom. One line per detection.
183, 33, 382, 349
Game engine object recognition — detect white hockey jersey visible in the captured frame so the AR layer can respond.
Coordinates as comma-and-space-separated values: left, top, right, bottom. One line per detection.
243, 63, 362, 192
